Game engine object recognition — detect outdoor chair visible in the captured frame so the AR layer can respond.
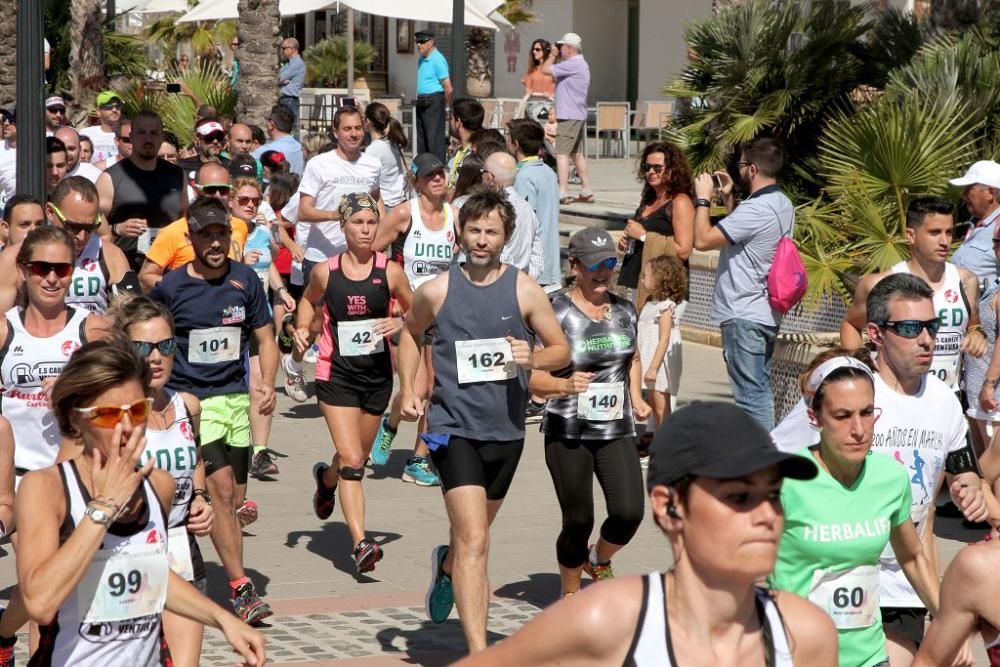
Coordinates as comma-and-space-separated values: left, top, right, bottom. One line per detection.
633, 100, 674, 150
590, 102, 631, 159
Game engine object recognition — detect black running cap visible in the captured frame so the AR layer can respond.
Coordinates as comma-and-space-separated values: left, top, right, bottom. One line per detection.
646, 401, 817, 490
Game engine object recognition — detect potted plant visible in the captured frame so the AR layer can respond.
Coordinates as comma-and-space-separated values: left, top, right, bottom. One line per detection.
304, 35, 376, 89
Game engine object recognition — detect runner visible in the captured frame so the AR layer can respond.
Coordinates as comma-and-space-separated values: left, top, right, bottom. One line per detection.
527, 227, 650, 596
769, 352, 955, 667
398, 188, 570, 652
295, 192, 412, 576
16, 339, 266, 666
456, 401, 836, 666
1, 194, 45, 251
116, 297, 215, 667
148, 196, 278, 625
371, 153, 459, 487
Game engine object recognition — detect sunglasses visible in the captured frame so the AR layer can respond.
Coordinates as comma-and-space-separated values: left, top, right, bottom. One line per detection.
738, 161, 755, 169
22, 260, 73, 279
117, 136, 131, 144
580, 257, 618, 272
75, 397, 152, 429
100, 102, 122, 111
202, 132, 226, 144
198, 184, 231, 195
133, 338, 177, 358
236, 195, 261, 207
49, 203, 101, 233
875, 319, 941, 339
47, 107, 65, 114
641, 163, 665, 174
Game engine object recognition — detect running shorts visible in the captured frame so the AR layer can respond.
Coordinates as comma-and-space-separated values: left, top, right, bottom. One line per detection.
429, 437, 524, 500
881, 606, 926, 648
316, 377, 392, 415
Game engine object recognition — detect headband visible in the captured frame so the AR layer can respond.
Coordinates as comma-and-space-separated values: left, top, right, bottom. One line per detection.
338, 192, 380, 224
803, 356, 874, 404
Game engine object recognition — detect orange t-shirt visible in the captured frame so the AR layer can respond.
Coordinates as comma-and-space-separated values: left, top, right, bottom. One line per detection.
521, 69, 555, 97
145, 216, 248, 270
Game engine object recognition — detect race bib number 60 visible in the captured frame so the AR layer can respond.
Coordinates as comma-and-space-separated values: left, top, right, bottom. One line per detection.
455, 338, 516, 384
77, 542, 168, 623
808, 565, 878, 629
188, 326, 241, 364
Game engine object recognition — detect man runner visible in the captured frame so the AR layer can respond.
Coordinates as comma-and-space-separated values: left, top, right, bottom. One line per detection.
398, 188, 570, 652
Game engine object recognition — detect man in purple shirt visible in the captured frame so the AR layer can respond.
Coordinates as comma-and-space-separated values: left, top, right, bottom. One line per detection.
543, 32, 593, 204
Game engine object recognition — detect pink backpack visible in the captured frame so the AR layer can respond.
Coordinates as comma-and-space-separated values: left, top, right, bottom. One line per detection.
768, 222, 807, 314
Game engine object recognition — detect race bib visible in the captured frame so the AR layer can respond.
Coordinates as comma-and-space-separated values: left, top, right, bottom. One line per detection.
188, 326, 241, 364
78, 542, 168, 623
254, 268, 269, 290
808, 565, 879, 629
455, 338, 516, 384
167, 526, 194, 582
929, 331, 961, 388
136, 226, 160, 255
338, 319, 385, 357
577, 381, 625, 421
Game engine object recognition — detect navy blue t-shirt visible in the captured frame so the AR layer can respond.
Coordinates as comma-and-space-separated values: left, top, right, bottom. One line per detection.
149, 261, 270, 398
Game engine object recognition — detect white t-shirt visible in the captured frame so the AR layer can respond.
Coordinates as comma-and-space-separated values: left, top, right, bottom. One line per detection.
364, 138, 409, 207
296, 150, 381, 263
79, 125, 118, 165
770, 398, 819, 454
0, 143, 15, 200
872, 373, 966, 607
68, 160, 102, 184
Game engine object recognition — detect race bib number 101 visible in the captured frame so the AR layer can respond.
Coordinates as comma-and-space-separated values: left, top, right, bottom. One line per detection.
188, 326, 241, 364
455, 338, 516, 384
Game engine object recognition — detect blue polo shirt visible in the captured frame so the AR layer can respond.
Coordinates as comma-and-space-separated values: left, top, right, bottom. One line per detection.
417, 49, 449, 95
952, 207, 1000, 286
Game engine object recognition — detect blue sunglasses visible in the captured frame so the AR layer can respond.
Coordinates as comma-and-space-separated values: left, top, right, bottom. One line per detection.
582, 257, 617, 272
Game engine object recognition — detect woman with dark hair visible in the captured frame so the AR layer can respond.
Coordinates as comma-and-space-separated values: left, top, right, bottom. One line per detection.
259, 150, 289, 183
364, 102, 410, 210
15, 339, 266, 666
522, 39, 555, 100
451, 153, 486, 204
617, 141, 694, 308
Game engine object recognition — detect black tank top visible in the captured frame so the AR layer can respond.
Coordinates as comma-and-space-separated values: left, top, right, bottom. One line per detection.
619, 201, 675, 289
315, 252, 392, 385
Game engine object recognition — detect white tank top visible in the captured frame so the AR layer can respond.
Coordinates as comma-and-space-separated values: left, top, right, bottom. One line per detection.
626, 573, 794, 666
67, 233, 111, 314
36, 460, 168, 667
401, 199, 455, 290
0, 306, 87, 471
890, 261, 968, 390
141, 390, 197, 528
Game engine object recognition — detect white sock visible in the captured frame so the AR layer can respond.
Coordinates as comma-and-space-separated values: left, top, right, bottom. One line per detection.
285, 355, 304, 374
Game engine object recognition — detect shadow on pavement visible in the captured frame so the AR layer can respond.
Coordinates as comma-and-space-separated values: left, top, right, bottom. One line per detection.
203, 563, 271, 607
281, 402, 322, 419
285, 522, 402, 581
375, 621, 506, 666
367, 449, 413, 481
493, 573, 561, 609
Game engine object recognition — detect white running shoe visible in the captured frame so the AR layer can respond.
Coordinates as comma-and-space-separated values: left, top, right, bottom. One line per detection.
283, 354, 308, 402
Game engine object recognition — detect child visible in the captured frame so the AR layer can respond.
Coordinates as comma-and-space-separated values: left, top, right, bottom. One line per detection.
638, 255, 687, 433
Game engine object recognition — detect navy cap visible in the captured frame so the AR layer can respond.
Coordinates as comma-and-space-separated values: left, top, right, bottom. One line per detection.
411, 152, 446, 179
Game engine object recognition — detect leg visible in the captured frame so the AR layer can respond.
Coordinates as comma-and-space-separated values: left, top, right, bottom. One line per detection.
591, 437, 645, 563
544, 436, 596, 595
556, 154, 571, 197
649, 389, 668, 431
204, 460, 245, 580
570, 150, 592, 194
885, 630, 917, 667
720, 319, 778, 431
970, 416, 989, 458
318, 403, 380, 547
425, 95, 447, 162
161, 609, 205, 667
412, 346, 434, 455
442, 485, 492, 653
416, 106, 428, 156
248, 356, 273, 452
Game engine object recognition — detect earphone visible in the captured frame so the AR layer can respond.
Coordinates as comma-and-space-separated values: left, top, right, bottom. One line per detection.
667, 503, 680, 519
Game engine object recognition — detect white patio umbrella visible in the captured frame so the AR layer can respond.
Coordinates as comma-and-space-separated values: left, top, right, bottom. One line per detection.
136, 0, 189, 13
180, 0, 500, 28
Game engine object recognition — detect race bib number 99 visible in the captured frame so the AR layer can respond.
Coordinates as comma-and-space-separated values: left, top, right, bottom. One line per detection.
808, 565, 878, 629
338, 319, 385, 357
577, 382, 625, 421
455, 338, 516, 384
78, 542, 168, 623
188, 326, 241, 364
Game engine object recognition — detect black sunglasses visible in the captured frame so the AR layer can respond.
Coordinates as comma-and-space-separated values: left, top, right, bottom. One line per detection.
100, 102, 122, 111
875, 319, 941, 339
641, 163, 665, 174
118, 136, 131, 144
199, 185, 231, 195
133, 338, 177, 358
202, 132, 226, 144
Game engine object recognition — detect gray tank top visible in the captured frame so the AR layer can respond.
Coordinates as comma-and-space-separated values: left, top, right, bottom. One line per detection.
428, 264, 530, 441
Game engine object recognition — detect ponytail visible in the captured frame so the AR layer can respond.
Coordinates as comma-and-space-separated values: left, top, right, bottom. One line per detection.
386, 117, 408, 150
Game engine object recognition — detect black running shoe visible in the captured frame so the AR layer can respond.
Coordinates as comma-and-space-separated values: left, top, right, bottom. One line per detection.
353, 538, 384, 575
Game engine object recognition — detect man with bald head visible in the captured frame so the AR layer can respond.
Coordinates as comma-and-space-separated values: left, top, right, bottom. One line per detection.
482, 151, 543, 278
140, 160, 250, 290
55, 126, 102, 183
229, 123, 254, 155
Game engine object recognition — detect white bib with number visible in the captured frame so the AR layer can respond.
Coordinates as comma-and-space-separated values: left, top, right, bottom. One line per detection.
77, 541, 169, 623
455, 338, 516, 384
577, 381, 625, 421
136, 226, 160, 255
338, 319, 385, 357
929, 331, 962, 389
166, 526, 195, 582
808, 564, 879, 629
188, 326, 241, 364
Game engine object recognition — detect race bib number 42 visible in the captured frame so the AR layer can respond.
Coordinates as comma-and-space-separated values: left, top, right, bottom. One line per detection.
188, 326, 241, 364
338, 319, 384, 357
78, 542, 168, 623
577, 382, 625, 421
808, 564, 878, 629
455, 338, 516, 384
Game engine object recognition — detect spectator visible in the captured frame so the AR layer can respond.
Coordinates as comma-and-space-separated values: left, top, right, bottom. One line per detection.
522, 39, 555, 100
0, 109, 13, 203
278, 37, 306, 131
508, 118, 560, 290
177, 118, 232, 181
249, 124, 266, 151
949, 160, 1000, 290
543, 33, 593, 204
483, 153, 543, 278
450, 153, 486, 203
693, 137, 794, 430
447, 98, 485, 188
178, 54, 191, 72
80, 90, 123, 164
54, 126, 102, 184
78, 135, 94, 164
414, 30, 452, 161
229, 123, 254, 156
159, 132, 180, 163
363, 101, 410, 209
301, 132, 331, 161
44, 96, 66, 135
230, 37, 240, 88
196, 104, 217, 123
97, 118, 132, 170
252, 105, 303, 175
260, 150, 289, 183
472, 129, 506, 153
97, 110, 188, 272
44, 137, 69, 198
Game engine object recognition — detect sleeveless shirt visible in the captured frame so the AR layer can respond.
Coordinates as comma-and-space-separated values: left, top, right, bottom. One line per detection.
67, 233, 111, 314
141, 390, 197, 528
392, 199, 456, 290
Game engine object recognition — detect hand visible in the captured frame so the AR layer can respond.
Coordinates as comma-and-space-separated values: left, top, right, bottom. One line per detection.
624, 219, 647, 240
90, 421, 154, 508
507, 337, 533, 370
694, 173, 716, 200
617, 235, 630, 252
400, 391, 424, 421
632, 397, 652, 421
952, 640, 974, 667
643, 369, 657, 384
291, 243, 305, 263
548, 44, 559, 59
563, 371, 594, 396
115, 218, 148, 238
962, 329, 988, 358
217, 612, 267, 666
186, 495, 214, 536
951, 479, 989, 524
254, 212, 267, 227
279, 289, 296, 312
981, 383, 999, 413
244, 249, 263, 265
292, 326, 311, 355
255, 383, 276, 416
373, 317, 403, 339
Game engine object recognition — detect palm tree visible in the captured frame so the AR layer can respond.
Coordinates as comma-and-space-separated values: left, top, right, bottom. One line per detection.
236, 0, 280, 126
147, 18, 237, 65
0, 0, 14, 107
70, 0, 107, 114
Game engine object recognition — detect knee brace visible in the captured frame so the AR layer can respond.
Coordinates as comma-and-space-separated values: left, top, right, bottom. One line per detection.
339, 466, 365, 481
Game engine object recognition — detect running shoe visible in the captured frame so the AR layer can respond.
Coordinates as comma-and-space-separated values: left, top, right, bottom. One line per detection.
250, 449, 280, 479
425, 544, 454, 623
353, 538, 384, 576
402, 456, 441, 486
284, 355, 309, 402
231, 581, 273, 626
370, 414, 397, 466
0, 609, 15, 667
524, 400, 545, 424
236, 499, 259, 527
583, 545, 615, 581
312, 462, 337, 520
303, 343, 319, 364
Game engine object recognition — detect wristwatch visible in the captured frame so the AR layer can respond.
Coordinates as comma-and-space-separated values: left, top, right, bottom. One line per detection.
84, 504, 113, 526
695, 198, 712, 208
192, 489, 212, 505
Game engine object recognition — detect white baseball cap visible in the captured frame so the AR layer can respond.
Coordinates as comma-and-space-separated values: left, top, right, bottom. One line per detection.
949, 160, 1000, 189
556, 32, 582, 49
